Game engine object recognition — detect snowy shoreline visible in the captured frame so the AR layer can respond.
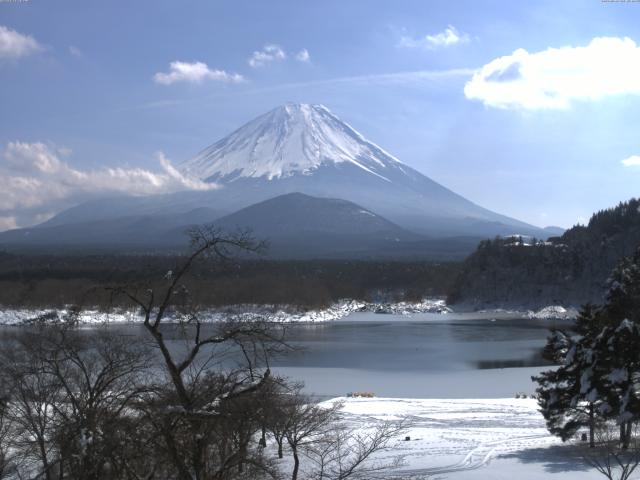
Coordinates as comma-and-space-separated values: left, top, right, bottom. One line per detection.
0, 299, 577, 326
0, 299, 448, 326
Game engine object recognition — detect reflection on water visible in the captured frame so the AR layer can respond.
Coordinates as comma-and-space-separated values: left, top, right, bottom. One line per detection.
272, 314, 564, 372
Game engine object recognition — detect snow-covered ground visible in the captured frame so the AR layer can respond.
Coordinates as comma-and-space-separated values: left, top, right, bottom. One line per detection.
310, 397, 602, 479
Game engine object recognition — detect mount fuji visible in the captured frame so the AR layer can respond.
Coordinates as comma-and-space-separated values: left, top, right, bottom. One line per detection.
0, 103, 551, 257
176, 103, 542, 237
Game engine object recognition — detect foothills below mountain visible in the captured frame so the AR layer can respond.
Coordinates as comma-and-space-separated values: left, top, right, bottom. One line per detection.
0, 104, 560, 259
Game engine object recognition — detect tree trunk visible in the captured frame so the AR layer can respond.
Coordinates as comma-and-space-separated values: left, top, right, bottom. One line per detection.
37, 437, 51, 480
623, 421, 633, 450
589, 403, 595, 448
291, 446, 299, 480
260, 425, 266, 447
277, 438, 283, 459
621, 422, 627, 447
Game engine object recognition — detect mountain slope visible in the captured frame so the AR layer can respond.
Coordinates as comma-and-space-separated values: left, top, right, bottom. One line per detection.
205, 192, 480, 259
0, 208, 222, 248
214, 192, 416, 238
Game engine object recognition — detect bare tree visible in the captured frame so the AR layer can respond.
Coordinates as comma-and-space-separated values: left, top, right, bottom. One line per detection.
0, 324, 153, 480
1, 329, 61, 480
0, 391, 17, 479
582, 423, 640, 480
111, 226, 288, 480
304, 419, 408, 480
280, 389, 341, 480
262, 378, 298, 460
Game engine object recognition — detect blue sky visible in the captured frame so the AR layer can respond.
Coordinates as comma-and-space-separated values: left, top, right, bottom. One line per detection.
2, 0, 640, 230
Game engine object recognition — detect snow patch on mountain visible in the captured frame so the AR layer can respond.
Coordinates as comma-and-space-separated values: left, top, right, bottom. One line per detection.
179, 103, 403, 182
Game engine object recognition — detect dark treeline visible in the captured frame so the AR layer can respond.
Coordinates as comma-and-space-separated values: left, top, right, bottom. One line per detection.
448, 198, 640, 308
0, 252, 460, 309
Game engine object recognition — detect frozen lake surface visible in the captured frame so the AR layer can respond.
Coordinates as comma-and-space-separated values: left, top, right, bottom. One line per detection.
270, 312, 566, 398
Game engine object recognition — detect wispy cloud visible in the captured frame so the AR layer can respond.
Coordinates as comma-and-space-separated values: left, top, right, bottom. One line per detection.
622, 155, 640, 167
133, 67, 474, 111
465, 36, 640, 110
273, 67, 475, 91
0, 142, 218, 230
154, 61, 245, 85
0, 25, 42, 59
399, 25, 470, 50
68, 45, 82, 58
295, 49, 310, 63
248, 44, 287, 68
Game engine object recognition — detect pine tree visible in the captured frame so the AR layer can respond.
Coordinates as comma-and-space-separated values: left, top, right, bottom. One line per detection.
534, 250, 640, 448
533, 305, 606, 447
604, 247, 640, 324
595, 319, 640, 448
598, 248, 640, 447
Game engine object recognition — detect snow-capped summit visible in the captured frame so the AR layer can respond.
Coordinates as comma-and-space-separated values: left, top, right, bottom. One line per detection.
179, 103, 404, 183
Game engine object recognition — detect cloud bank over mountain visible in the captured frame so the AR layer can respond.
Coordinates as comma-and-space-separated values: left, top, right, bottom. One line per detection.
0, 142, 216, 231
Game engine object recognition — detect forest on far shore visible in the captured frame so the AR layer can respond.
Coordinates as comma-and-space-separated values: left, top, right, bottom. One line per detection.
448, 198, 640, 308
0, 252, 461, 310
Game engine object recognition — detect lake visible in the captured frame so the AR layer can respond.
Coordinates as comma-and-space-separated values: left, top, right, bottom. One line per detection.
0, 311, 568, 399
270, 312, 566, 399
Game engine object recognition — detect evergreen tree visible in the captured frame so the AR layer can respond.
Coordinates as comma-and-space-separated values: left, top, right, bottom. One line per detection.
534, 249, 640, 447
598, 248, 640, 446
603, 247, 640, 324
533, 305, 606, 447
594, 319, 640, 448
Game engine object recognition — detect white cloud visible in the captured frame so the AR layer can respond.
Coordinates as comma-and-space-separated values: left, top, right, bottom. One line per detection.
0, 142, 218, 230
154, 61, 244, 85
622, 155, 640, 167
295, 49, 310, 63
400, 25, 470, 49
248, 44, 286, 68
0, 25, 42, 59
0, 216, 17, 231
69, 45, 82, 58
465, 36, 640, 110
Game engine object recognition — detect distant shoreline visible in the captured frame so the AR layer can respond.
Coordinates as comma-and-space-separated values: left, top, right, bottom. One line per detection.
0, 299, 578, 326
